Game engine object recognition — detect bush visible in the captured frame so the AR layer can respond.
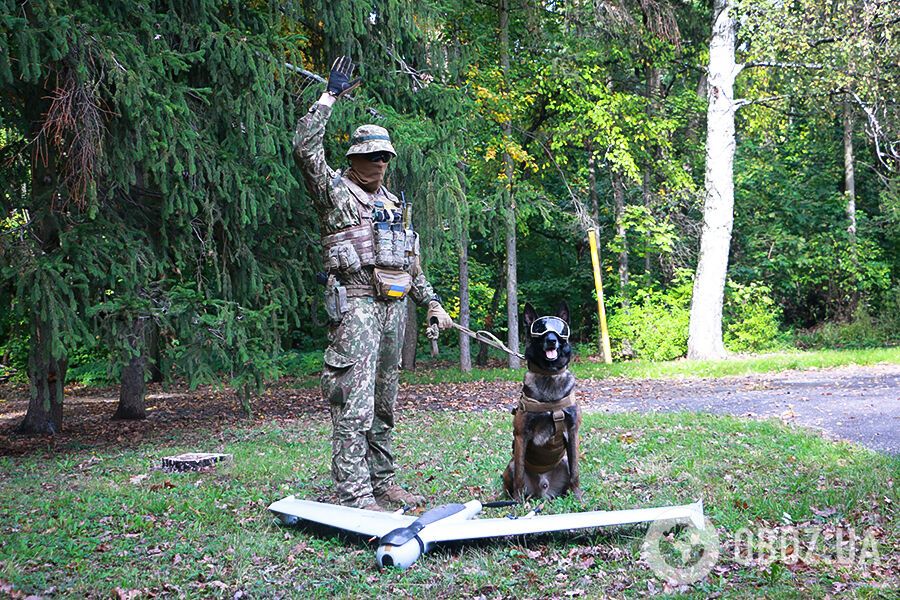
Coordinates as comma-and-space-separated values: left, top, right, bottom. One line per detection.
608, 274, 788, 360
607, 272, 692, 361
278, 350, 323, 378
724, 281, 789, 353
794, 299, 900, 349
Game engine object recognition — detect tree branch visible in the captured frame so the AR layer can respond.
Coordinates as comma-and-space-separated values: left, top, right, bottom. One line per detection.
742, 60, 824, 70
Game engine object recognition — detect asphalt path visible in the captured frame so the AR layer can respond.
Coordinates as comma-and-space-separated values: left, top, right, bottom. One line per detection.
578, 363, 900, 454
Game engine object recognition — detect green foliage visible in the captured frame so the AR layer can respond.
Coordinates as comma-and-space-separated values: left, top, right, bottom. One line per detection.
1, 1, 322, 418
723, 281, 789, 353
607, 275, 789, 360
733, 115, 893, 325
607, 272, 693, 361
277, 350, 323, 379
795, 301, 900, 350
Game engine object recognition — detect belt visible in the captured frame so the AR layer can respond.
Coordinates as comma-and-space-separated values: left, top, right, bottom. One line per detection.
343, 284, 375, 298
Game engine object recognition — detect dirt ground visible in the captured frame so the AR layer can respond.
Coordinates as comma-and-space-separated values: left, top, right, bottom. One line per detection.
0, 363, 897, 456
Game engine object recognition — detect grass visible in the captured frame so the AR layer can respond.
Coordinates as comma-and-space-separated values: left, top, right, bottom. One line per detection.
0, 412, 897, 598
400, 346, 900, 386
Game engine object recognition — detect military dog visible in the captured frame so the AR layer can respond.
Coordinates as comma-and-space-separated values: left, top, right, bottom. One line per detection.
503, 302, 582, 500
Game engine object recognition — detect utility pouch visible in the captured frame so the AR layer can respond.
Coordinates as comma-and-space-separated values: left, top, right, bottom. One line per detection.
324, 280, 349, 323
322, 225, 375, 272
374, 223, 398, 267
391, 226, 408, 268
337, 244, 361, 272
405, 229, 420, 257
373, 268, 412, 301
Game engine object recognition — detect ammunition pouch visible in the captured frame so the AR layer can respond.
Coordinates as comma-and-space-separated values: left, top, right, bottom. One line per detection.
322, 224, 375, 274
373, 268, 412, 301
324, 277, 349, 323
373, 223, 410, 269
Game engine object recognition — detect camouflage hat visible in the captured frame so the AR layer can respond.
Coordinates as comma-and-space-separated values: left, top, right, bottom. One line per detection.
345, 124, 396, 157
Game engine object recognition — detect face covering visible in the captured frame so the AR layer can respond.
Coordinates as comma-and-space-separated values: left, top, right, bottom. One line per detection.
347, 155, 388, 192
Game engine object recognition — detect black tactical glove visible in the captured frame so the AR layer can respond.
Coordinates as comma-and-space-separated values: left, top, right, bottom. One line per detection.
326, 56, 361, 98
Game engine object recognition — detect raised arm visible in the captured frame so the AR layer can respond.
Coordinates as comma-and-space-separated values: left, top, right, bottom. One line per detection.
293, 93, 338, 200
292, 57, 361, 200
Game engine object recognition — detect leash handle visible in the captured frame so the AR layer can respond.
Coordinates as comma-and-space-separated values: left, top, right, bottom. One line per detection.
429, 317, 440, 357
451, 322, 525, 361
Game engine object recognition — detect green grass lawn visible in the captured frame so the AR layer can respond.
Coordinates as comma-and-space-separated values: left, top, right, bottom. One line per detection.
1, 412, 896, 598
400, 346, 900, 386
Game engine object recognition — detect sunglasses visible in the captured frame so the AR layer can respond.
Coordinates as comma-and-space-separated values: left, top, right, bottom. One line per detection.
530, 316, 570, 340
364, 152, 392, 163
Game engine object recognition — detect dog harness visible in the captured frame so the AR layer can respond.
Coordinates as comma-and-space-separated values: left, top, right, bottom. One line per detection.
517, 391, 577, 474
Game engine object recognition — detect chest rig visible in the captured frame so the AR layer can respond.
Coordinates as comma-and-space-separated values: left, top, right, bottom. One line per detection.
320, 175, 418, 300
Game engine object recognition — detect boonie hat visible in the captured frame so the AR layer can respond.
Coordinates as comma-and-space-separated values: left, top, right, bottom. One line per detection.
346, 124, 397, 157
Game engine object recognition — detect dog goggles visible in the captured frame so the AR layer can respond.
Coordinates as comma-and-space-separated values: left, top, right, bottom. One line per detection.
530, 316, 570, 340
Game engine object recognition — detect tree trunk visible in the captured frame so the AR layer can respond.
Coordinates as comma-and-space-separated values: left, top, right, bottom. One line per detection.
588, 148, 600, 225
114, 318, 148, 420
18, 316, 66, 434
643, 64, 661, 275
613, 172, 629, 305
843, 97, 857, 247
476, 269, 505, 366
459, 227, 472, 372
687, 0, 738, 360
613, 172, 634, 357
401, 299, 418, 371
115, 355, 147, 420
18, 137, 67, 434
843, 95, 859, 312
642, 170, 653, 274
500, 0, 521, 369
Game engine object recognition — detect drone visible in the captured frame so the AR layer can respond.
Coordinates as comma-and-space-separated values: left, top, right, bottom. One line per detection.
269, 495, 705, 569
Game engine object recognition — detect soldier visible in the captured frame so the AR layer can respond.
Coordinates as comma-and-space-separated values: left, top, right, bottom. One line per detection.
293, 57, 453, 510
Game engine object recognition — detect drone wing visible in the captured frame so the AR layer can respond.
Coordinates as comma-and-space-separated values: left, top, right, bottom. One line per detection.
422, 500, 704, 543
269, 496, 417, 538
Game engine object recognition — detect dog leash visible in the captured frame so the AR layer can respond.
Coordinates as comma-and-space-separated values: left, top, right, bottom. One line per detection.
450, 322, 526, 361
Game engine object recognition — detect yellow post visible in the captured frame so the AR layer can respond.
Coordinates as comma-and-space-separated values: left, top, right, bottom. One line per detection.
587, 228, 612, 364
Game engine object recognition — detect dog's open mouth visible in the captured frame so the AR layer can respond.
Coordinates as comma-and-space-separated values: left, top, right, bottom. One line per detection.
545, 349, 558, 361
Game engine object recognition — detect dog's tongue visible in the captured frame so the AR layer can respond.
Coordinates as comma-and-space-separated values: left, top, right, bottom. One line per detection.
545, 349, 558, 361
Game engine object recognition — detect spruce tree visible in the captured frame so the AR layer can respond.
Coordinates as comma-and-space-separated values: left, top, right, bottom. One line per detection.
0, 1, 320, 431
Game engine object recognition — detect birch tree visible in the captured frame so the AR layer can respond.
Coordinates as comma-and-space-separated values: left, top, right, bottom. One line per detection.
687, 0, 739, 359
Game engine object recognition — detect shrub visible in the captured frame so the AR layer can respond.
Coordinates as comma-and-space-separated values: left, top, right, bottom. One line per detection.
278, 350, 323, 378
608, 274, 788, 360
724, 281, 788, 353
607, 272, 692, 361
794, 298, 900, 349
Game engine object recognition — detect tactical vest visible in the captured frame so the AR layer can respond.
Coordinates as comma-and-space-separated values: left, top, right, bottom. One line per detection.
516, 392, 577, 474
321, 175, 418, 300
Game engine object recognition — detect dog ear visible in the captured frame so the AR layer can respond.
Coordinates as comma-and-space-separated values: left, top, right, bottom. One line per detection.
523, 303, 537, 329
557, 301, 570, 324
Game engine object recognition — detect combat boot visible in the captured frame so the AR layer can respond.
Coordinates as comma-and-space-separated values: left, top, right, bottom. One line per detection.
374, 484, 425, 508
345, 495, 387, 512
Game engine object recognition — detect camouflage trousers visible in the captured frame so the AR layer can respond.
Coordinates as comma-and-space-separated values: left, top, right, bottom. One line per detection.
321, 296, 408, 505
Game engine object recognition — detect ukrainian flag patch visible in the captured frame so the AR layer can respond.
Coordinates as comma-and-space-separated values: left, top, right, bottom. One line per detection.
387, 285, 406, 298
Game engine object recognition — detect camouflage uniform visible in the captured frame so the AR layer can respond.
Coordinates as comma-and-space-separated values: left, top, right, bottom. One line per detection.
293, 102, 437, 507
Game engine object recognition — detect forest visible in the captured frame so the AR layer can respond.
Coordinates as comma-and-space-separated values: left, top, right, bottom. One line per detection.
1, 0, 898, 434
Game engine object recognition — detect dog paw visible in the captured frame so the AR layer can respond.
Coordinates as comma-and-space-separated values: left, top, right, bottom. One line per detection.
572, 488, 584, 503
